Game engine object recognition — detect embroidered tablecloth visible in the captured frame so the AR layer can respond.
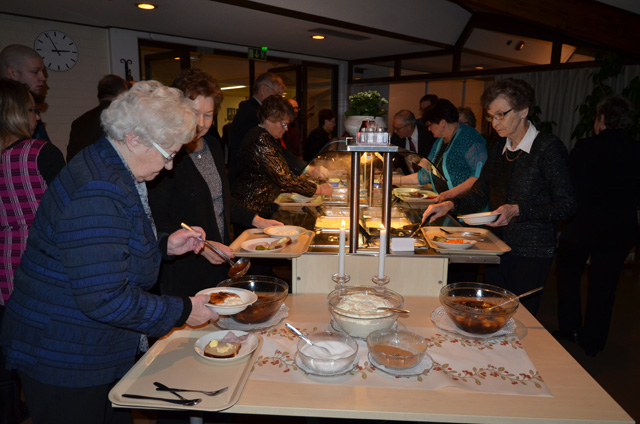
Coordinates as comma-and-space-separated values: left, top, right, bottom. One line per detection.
248, 321, 552, 397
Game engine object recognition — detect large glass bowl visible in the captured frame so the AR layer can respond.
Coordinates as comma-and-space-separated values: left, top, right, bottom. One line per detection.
366, 329, 427, 369
296, 331, 358, 375
439, 282, 518, 335
327, 286, 404, 339
217, 276, 288, 324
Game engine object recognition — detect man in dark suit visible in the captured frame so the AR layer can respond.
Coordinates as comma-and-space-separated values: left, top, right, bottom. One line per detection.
66, 74, 130, 161
228, 72, 285, 180
390, 110, 435, 174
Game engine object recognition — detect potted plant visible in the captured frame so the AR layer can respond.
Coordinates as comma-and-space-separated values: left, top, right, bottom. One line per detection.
344, 90, 388, 137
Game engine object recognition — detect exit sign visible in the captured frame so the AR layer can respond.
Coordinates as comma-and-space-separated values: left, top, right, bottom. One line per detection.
248, 46, 267, 61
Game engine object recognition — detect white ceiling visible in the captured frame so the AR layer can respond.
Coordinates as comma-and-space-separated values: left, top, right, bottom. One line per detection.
1, 0, 638, 64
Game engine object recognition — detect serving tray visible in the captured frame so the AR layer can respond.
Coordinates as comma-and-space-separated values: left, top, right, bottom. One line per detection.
422, 227, 511, 255
230, 228, 314, 258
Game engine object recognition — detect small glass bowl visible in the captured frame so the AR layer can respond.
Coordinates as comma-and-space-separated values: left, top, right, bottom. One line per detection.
296, 331, 358, 375
367, 329, 427, 369
217, 276, 288, 324
439, 282, 518, 335
327, 286, 404, 339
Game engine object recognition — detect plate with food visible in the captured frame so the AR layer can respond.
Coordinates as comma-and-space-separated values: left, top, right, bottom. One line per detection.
392, 187, 438, 203
263, 225, 306, 241
196, 287, 258, 315
194, 330, 259, 362
240, 237, 292, 252
430, 236, 477, 250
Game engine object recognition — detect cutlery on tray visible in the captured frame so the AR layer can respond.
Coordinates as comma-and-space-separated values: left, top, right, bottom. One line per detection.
154, 381, 228, 397
122, 393, 201, 406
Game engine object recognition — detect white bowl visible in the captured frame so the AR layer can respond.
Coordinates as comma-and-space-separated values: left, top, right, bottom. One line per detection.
458, 212, 501, 225
196, 287, 258, 315
194, 330, 259, 362
263, 225, 306, 241
296, 331, 358, 375
432, 238, 477, 250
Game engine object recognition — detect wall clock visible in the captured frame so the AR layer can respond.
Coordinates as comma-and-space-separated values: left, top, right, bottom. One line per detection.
34, 30, 78, 72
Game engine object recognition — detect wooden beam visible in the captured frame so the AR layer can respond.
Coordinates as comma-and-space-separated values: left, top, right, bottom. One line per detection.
452, 0, 640, 57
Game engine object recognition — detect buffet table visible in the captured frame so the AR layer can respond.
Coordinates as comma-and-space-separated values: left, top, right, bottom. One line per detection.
110, 294, 632, 423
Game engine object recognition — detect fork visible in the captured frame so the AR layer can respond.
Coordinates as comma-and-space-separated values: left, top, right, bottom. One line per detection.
154, 382, 228, 397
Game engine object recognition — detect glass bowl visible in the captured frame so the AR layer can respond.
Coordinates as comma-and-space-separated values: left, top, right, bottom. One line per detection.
439, 282, 518, 335
296, 331, 358, 375
366, 329, 427, 369
327, 286, 404, 339
217, 276, 288, 324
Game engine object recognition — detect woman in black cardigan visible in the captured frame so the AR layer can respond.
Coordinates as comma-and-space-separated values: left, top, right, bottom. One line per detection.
423, 78, 577, 314
148, 70, 280, 297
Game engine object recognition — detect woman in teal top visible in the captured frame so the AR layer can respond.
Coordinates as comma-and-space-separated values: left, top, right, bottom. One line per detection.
395, 99, 487, 203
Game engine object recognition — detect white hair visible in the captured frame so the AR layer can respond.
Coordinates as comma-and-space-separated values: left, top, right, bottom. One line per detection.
101, 80, 196, 148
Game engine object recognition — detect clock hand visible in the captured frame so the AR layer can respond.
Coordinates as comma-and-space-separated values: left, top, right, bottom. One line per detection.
45, 33, 61, 56
51, 49, 71, 53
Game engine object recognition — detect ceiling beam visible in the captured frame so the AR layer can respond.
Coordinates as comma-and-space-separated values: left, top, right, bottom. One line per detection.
451, 0, 640, 57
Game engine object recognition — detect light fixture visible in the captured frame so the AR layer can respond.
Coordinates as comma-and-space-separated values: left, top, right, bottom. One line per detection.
220, 85, 247, 91
137, 3, 157, 10
311, 35, 325, 40
515, 41, 525, 51
475, 66, 484, 70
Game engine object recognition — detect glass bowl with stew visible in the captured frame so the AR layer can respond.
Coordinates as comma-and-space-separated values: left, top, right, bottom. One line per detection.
217, 276, 288, 324
439, 283, 518, 335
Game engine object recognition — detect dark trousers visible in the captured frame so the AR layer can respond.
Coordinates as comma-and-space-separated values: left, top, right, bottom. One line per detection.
1, 305, 21, 424
19, 373, 131, 424
484, 253, 552, 316
556, 239, 630, 353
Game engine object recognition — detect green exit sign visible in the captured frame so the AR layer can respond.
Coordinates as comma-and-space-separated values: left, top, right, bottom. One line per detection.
248, 46, 267, 61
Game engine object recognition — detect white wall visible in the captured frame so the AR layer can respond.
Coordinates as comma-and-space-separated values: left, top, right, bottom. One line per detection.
1, 14, 111, 155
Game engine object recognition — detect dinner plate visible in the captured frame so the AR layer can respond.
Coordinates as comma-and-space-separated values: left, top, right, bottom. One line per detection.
196, 287, 258, 315
194, 330, 259, 362
431, 238, 477, 250
458, 212, 501, 225
263, 225, 306, 241
240, 237, 287, 252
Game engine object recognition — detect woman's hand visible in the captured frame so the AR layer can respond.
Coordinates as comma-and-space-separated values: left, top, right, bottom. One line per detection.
168, 226, 206, 256
186, 294, 218, 327
434, 190, 453, 203
200, 241, 235, 265
315, 182, 333, 197
487, 204, 519, 227
307, 165, 329, 180
422, 201, 454, 223
252, 215, 283, 229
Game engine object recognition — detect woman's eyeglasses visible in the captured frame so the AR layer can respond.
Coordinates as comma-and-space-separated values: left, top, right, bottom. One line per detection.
150, 141, 177, 163
485, 108, 513, 122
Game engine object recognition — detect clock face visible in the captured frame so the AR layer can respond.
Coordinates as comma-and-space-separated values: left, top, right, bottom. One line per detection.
34, 30, 78, 72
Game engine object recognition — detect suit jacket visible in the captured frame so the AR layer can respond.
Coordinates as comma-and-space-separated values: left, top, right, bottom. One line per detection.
228, 96, 260, 181
390, 125, 435, 174
67, 100, 111, 161
148, 134, 256, 297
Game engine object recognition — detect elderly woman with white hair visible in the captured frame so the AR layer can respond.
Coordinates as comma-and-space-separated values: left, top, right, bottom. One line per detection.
0, 81, 217, 424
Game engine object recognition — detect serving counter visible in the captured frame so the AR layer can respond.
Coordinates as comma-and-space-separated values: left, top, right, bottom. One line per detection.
110, 294, 633, 423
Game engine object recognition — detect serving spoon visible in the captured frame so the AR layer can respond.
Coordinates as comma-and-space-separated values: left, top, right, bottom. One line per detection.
285, 323, 332, 356
181, 222, 250, 278
487, 286, 544, 311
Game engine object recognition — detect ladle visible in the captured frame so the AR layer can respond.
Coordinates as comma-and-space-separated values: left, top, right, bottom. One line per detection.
487, 286, 544, 311
285, 323, 332, 356
181, 223, 250, 278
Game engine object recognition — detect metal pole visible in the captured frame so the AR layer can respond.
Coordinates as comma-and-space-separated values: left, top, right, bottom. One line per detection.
349, 151, 361, 253
381, 152, 393, 254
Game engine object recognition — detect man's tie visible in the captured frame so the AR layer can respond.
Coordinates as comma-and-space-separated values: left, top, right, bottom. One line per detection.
408, 137, 417, 153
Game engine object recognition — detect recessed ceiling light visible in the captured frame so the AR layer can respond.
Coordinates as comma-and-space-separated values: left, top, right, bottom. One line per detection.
475, 66, 484, 70
137, 3, 157, 10
220, 85, 247, 91
515, 41, 525, 51
311, 35, 325, 40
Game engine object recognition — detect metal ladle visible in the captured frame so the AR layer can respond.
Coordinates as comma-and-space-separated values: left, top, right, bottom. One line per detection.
180, 223, 250, 279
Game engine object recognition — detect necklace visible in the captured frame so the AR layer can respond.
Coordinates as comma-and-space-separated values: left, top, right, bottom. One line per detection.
504, 149, 524, 162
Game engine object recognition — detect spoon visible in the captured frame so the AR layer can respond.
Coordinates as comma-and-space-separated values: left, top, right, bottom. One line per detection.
154, 382, 228, 397
487, 286, 544, 311
181, 222, 250, 278
377, 307, 411, 313
122, 393, 201, 406
285, 323, 332, 356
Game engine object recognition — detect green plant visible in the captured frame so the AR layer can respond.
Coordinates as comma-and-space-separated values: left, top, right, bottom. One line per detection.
345, 90, 388, 117
572, 53, 640, 141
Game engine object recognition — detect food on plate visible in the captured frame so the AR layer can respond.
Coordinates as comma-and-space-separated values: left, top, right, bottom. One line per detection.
432, 236, 448, 242
405, 192, 424, 198
432, 236, 468, 244
254, 237, 292, 251
204, 339, 240, 358
209, 291, 243, 306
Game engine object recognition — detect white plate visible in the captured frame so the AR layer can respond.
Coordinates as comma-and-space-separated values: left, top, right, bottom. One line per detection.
458, 212, 501, 225
431, 238, 477, 250
196, 287, 258, 315
240, 237, 287, 252
263, 225, 306, 241
291, 193, 317, 203
194, 330, 259, 362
